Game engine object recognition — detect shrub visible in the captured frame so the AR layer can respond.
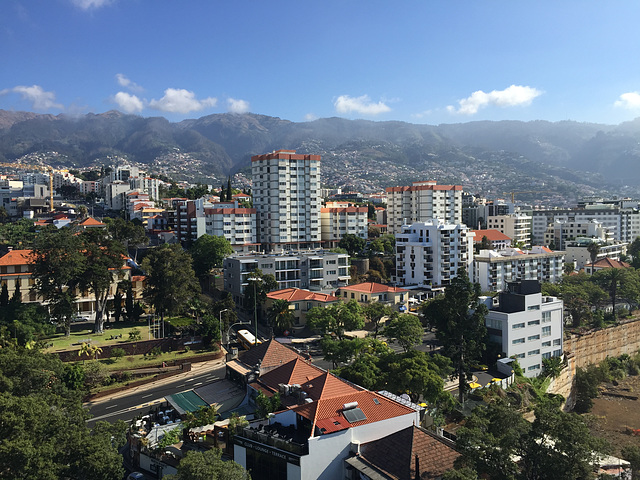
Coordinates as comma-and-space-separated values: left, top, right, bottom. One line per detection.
184, 345, 191, 353
110, 347, 126, 361
129, 328, 141, 341
150, 346, 162, 357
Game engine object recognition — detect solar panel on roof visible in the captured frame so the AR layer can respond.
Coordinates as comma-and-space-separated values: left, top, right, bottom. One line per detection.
343, 407, 367, 423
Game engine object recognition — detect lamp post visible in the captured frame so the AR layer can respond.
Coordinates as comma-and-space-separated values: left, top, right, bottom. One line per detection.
219, 308, 229, 347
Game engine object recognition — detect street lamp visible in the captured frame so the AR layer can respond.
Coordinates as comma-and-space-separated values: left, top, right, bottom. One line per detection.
219, 308, 229, 347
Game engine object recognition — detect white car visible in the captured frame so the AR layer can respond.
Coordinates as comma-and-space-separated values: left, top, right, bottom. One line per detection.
127, 473, 145, 480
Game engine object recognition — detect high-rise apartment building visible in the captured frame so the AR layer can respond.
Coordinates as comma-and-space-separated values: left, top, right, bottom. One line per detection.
252, 150, 321, 251
385, 181, 463, 234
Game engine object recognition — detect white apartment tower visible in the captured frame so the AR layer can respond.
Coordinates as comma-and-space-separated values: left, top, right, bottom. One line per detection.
386, 181, 463, 234
394, 220, 474, 290
252, 150, 321, 251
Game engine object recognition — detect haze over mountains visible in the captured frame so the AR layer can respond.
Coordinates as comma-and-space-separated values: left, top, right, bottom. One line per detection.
1, 109, 639, 201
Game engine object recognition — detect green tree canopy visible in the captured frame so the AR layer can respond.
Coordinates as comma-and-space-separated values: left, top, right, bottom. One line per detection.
190, 234, 233, 280
422, 268, 488, 403
362, 301, 392, 337
142, 244, 201, 319
267, 299, 295, 335
164, 448, 250, 480
307, 300, 364, 340
383, 313, 424, 352
338, 234, 366, 256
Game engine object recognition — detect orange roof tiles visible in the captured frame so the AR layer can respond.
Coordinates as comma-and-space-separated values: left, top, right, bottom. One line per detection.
339, 282, 408, 294
78, 217, 105, 226
471, 229, 511, 242
588, 258, 631, 269
0, 250, 34, 266
267, 288, 339, 303
301, 371, 362, 401
258, 358, 325, 390
293, 390, 416, 436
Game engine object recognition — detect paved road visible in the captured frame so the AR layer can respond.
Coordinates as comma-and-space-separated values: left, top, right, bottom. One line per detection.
86, 360, 227, 427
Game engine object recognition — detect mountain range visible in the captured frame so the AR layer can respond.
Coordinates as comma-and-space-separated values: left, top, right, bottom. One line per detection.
1, 109, 639, 200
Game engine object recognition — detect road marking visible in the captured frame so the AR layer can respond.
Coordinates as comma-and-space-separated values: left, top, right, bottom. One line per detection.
186, 378, 195, 382
141, 394, 153, 399
194, 382, 203, 386
177, 384, 186, 388
105, 404, 118, 409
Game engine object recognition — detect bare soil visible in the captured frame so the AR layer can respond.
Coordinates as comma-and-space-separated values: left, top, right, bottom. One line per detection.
586, 375, 640, 454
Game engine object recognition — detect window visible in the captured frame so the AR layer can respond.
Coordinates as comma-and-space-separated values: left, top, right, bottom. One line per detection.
528, 364, 541, 371
512, 338, 525, 345
553, 349, 562, 357
553, 338, 561, 346
542, 311, 552, 323
542, 352, 552, 360
542, 326, 551, 337
542, 341, 551, 347
514, 353, 525, 359
528, 349, 540, 356
486, 318, 502, 330
528, 320, 540, 326
528, 334, 540, 341
527, 305, 540, 310
513, 322, 525, 329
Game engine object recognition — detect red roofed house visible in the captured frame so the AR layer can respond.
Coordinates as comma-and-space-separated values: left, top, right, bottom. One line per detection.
336, 282, 409, 313
266, 288, 341, 330
472, 228, 512, 251
77, 216, 106, 229
585, 257, 631, 275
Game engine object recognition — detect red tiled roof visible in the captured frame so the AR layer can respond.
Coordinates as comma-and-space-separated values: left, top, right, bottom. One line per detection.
267, 288, 339, 303
359, 426, 460, 480
471, 229, 511, 242
131, 275, 145, 282
588, 258, 631, 269
258, 358, 325, 390
320, 206, 368, 213
293, 390, 416, 436
339, 282, 408, 294
301, 371, 362, 401
238, 339, 305, 374
0, 250, 34, 266
79, 217, 105, 226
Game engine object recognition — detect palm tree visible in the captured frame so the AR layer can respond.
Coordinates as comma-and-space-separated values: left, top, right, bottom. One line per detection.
267, 299, 295, 335
587, 241, 600, 267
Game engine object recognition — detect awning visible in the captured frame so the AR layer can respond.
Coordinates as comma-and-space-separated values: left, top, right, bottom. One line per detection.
165, 391, 208, 415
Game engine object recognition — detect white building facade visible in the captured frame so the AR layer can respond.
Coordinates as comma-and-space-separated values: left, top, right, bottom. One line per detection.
386, 181, 463, 234
483, 280, 563, 377
394, 220, 474, 290
487, 213, 532, 246
252, 150, 321, 251
473, 246, 565, 292
320, 202, 368, 245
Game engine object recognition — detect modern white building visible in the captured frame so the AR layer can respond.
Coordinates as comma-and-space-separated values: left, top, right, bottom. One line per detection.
252, 150, 322, 251
487, 213, 532, 246
394, 220, 474, 290
473, 246, 565, 292
203, 203, 257, 252
483, 280, 563, 377
320, 202, 368, 246
544, 218, 613, 250
385, 181, 463, 234
223, 250, 350, 304
564, 238, 627, 270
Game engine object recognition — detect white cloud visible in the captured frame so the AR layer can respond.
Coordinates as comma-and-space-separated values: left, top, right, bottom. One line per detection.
614, 92, 640, 110
334, 94, 391, 116
148, 88, 217, 114
227, 98, 250, 114
113, 91, 144, 114
115, 73, 143, 93
70, 0, 113, 10
447, 85, 543, 115
0, 85, 63, 110
304, 113, 317, 121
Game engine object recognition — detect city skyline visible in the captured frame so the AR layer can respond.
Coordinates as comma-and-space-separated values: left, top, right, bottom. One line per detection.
3, 1, 640, 125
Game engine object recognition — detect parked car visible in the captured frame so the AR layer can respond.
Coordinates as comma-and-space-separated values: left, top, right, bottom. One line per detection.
126, 473, 145, 480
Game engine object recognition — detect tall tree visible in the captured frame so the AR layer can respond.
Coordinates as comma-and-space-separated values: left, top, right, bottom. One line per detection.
243, 269, 278, 316
189, 234, 233, 281
31, 227, 86, 336
362, 301, 392, 338
142, 244, 200, 320
0, 282, 8, 308
587, 241, 600, 266
591, 267, 640, 318
383, 313, 424, 352
307, 300, 365, 340
227, 176, 233, 201
338, 233, 366, 256
78, 229, 127, 333
104, 216, 148, 262
422, 268, 488, 403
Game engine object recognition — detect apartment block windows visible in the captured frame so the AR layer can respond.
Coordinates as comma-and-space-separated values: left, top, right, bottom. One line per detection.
542, 326, 552, 337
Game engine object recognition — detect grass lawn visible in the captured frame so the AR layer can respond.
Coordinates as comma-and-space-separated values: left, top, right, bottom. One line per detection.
98, 347, 220, 372
43, 321, 153, 353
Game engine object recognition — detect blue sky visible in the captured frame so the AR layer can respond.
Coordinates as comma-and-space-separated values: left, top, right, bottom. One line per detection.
3, 1, 640, 125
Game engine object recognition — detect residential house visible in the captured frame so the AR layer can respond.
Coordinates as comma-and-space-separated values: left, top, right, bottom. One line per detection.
265, 288, 341, 330
336, 282, 409, 313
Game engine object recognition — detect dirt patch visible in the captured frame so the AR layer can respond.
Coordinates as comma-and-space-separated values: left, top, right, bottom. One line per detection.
586, 375, 640, 454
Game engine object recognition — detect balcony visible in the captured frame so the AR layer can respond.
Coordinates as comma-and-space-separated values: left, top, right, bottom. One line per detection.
237, 424, 309, 456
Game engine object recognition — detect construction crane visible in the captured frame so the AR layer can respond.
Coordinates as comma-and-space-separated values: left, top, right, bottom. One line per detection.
0, 162, 64, 212
502, 191, 550, 204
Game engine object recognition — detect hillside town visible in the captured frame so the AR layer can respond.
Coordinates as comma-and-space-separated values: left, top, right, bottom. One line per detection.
3, 149, 640, 480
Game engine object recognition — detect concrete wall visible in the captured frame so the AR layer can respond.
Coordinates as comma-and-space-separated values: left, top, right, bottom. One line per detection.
564, 316, 640, 369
